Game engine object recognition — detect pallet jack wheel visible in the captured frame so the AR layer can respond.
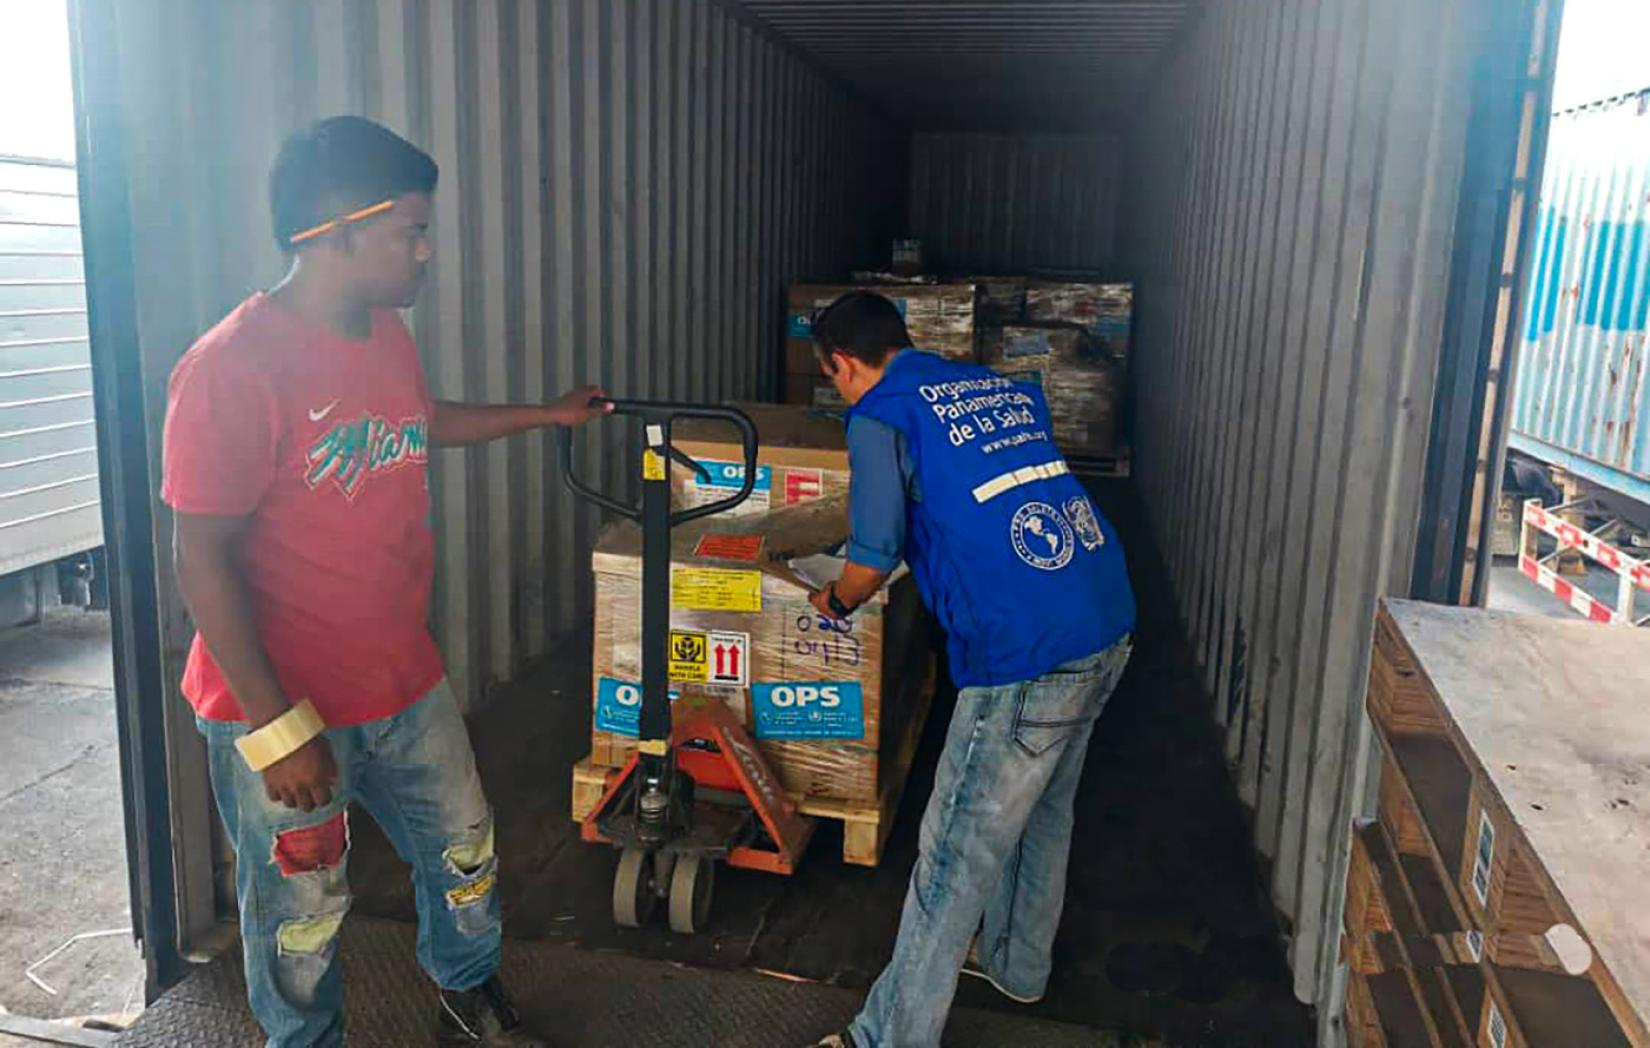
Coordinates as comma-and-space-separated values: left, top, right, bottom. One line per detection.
613, 847, 657, 928
668, 854, 715, 934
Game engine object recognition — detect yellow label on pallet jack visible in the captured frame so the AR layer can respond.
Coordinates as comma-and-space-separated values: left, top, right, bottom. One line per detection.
641, 449, 666, 481
672, 567, 762, 613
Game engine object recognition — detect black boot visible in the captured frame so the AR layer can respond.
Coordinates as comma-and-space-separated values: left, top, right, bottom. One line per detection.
437, 976, 550, 1046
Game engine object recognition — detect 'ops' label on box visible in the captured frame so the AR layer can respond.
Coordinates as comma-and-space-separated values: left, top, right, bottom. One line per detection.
750, 681, 864, 740
595, 677, 681, 737
682, 460, 773, 512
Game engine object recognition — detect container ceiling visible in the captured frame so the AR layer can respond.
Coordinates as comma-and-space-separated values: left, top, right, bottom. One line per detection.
731, 0, 1195, 130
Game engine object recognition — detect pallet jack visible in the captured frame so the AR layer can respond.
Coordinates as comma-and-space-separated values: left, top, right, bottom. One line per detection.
561, 400, 816, 933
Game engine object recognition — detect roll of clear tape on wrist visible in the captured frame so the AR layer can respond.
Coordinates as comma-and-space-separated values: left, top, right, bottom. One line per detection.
235, 699, 326, 772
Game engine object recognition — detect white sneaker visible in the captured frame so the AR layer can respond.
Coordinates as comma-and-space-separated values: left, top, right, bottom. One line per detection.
961, 940, 1044, 1004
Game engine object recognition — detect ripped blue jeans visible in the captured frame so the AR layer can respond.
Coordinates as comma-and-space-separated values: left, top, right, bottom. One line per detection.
198, 680, 500, 1048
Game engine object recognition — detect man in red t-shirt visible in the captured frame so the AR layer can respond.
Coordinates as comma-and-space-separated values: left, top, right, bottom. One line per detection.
162, 116, 602, 1047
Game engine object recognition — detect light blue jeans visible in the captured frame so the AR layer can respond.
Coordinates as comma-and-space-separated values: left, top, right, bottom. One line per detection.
197, 680, 501, 1048
850, 637, 1133, 1048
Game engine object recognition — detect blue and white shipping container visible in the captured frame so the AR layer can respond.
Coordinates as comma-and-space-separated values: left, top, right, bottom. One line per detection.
1512, 89, 1650, 505
0, 154, 101, 580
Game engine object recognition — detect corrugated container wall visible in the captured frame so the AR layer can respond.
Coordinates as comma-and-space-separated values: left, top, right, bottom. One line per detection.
1512, 90, 1650, 503
907, 133, 1121, 274
95, 0, 898, 717
0, 156, 101, 576
1121, 0, 1541, 1028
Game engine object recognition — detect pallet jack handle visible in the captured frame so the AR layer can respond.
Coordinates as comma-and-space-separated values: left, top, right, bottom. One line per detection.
559, 399, 760, 838
558, 398, 760, 526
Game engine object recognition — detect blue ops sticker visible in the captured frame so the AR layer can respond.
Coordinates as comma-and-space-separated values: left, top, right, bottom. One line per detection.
595, 676, 682, 737
1004, 330, 1055, 358
789, 298, 907, 339
750, 681, 865, 741
696, 460, 773, 491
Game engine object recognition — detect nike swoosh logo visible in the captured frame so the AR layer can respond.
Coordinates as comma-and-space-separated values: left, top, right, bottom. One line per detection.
308, 400, 341, 422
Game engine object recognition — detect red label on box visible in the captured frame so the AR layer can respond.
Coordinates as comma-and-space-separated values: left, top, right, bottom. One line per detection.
694, 533, 764, 562
784, 468, 823, 505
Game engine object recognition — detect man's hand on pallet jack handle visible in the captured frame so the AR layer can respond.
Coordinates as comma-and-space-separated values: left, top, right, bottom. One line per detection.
428, 385, 612, 447
810, 561, 889, 621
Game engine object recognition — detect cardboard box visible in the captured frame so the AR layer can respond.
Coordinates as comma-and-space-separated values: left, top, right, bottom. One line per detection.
851, 271, 936, 286
786, 337, 825, 376
787, 283, 979, 365
1025, 281, 1133, 362
948, 275, 1027, 326
986, 324, 1124, 458
669, 403, 849, 518
588, 498, 927, 803
783, 372, 828, 407
810, 384, 847, 413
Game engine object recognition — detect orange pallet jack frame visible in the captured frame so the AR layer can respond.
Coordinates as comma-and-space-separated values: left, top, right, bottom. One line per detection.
580, 695, 815, 876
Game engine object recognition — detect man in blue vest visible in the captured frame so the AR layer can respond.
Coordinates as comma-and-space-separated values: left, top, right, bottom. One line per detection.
805, 291, 1136, 1048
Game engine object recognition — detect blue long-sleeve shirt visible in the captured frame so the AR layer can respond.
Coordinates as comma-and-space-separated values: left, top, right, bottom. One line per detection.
845, 350, 920, 573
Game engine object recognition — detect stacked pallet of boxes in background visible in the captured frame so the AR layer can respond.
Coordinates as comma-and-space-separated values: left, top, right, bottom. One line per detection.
783, 283, 980, 412
1345, 599, 1650, 1047
951, 275, 1028, 328
981, 322, 1124, 469
783, 274, 1134, 475
574, 405, 935, 867
985, 280, 1133, 474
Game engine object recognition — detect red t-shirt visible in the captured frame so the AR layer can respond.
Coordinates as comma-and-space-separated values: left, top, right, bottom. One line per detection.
161, 293, 444, 725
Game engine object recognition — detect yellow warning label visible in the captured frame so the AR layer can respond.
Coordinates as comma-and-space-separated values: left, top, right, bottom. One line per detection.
671, 567, 763, 613
668, 628, 710, 683
445, 871, 495, 908
642, 449, 666, 481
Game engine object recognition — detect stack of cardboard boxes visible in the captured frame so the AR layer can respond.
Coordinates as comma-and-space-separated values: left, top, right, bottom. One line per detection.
981, 280, 1133, 461
783, 271, 1133, 464
784, 283, 980, 411
586, 405, 930, 807
980, 322, 1123, 459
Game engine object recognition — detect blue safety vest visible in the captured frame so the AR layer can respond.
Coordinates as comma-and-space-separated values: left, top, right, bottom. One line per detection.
847, 351, 1135, 688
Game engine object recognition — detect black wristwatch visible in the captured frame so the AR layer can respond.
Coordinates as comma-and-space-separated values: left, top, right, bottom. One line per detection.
826, 583, 856, 619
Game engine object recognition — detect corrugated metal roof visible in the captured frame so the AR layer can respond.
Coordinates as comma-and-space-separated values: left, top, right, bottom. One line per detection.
731, 0, 1193, 129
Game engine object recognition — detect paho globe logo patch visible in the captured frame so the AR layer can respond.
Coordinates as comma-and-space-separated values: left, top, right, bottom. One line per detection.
1064, 495, 1105, 551
1011, 501, 1075, 571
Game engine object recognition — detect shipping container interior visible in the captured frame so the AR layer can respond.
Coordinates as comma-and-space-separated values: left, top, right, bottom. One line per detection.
68, 0, 1555, 1043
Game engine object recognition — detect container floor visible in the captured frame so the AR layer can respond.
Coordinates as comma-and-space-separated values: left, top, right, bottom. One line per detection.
123, 480, 1315, 1047
112, 915, 1106, 1047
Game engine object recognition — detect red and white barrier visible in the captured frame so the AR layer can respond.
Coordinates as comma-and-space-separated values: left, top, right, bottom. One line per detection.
1519, 500, 1650, 626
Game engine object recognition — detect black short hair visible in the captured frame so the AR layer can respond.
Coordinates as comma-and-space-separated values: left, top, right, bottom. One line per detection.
811, 291, 912, 368
269, 116, 438, 251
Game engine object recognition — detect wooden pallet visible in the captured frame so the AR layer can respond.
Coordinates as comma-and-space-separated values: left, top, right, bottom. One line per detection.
572, 666, 937, 868
1346, 600, 1650, 1047
1065, 449, 1132, 479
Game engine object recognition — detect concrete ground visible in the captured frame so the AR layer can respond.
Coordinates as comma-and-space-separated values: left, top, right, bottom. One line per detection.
0, 606, 143, 1027
1486, 558, 1624, 619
